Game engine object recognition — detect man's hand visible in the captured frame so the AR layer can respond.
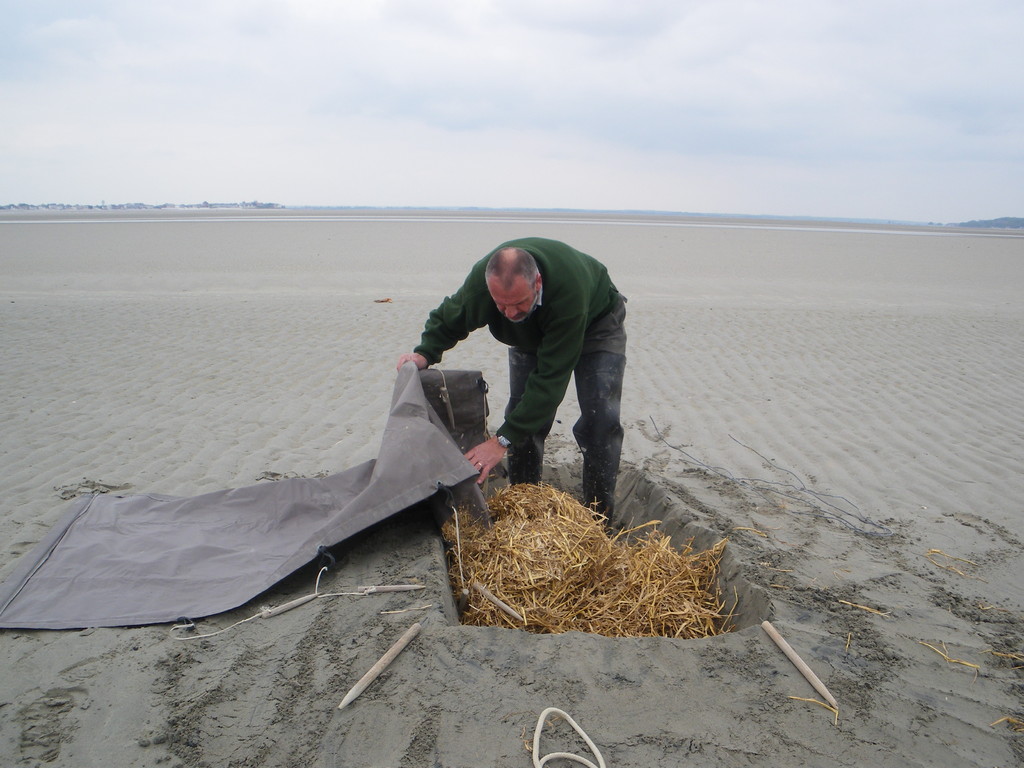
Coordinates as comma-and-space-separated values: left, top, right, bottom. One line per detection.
464, 437, 508, 485
396, 352, 429, 371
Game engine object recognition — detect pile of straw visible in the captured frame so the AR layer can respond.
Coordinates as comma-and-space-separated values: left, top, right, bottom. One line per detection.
443, 484, 732, 639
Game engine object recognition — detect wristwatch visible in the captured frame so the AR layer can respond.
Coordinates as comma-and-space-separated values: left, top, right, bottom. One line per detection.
496, 435, 512, 449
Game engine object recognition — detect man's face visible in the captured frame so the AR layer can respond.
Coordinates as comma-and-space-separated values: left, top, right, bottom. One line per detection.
487, 273, 542, 323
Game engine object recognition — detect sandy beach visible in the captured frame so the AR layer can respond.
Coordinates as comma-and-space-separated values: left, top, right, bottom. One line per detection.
1, 208, 1022, 767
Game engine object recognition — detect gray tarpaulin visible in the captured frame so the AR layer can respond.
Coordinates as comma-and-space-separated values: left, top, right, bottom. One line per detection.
0, 364, 484, 630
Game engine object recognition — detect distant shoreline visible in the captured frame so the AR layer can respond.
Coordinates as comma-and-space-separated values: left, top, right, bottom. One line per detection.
4, 203, 1022, 232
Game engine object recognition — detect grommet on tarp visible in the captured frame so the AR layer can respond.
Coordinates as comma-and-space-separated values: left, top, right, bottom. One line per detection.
316, 545, 336, 571
436, 482, 456, 508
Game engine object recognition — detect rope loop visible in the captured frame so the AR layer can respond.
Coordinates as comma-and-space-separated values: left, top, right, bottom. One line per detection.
533, 707, 606, 768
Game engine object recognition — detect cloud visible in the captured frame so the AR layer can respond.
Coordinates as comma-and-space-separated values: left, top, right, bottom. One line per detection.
1, 0, 1022, 219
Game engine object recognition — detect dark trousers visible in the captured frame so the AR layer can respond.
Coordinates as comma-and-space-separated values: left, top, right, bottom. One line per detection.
505, 347, 626, 518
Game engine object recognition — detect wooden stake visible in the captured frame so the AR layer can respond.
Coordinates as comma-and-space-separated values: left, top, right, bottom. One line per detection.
472, 581, 525, 623
761, 620, 839, 711
337, 621, 421, 710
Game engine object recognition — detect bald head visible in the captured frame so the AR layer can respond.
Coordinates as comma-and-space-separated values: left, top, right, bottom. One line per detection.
485, 247, 542, 322
485, 247, 539, 291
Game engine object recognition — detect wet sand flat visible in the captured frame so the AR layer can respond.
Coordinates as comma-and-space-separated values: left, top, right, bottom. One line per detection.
1, 209, 1022, 767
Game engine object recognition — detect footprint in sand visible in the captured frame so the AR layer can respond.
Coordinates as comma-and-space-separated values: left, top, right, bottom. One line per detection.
17, 687, 85, 763
53, 479, 131, 500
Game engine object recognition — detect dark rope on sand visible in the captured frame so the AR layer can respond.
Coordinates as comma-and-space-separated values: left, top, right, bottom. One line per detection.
649, 418, 893, 537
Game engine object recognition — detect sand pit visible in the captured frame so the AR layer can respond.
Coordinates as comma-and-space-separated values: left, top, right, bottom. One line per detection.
443, 482, 753, 639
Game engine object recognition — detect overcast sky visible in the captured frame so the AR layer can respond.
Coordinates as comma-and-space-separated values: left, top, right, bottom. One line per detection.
2, 0, 1021, 222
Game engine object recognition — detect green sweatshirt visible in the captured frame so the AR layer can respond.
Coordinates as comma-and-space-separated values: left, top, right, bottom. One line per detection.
414, 237, 620, 445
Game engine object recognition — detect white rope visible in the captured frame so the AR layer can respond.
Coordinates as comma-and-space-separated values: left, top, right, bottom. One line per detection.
437, 369, 457, 430
533, 707, 606, 768
453, 497, 466, 590
168, 568, 424, 641
425, 373, 467, 592
168, 612, 262, 641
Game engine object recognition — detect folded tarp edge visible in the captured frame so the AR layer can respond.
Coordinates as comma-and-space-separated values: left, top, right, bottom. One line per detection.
0, 494, 96, 618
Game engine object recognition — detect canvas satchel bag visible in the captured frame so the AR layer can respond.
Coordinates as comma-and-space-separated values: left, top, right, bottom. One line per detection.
418, 369, 493, 524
